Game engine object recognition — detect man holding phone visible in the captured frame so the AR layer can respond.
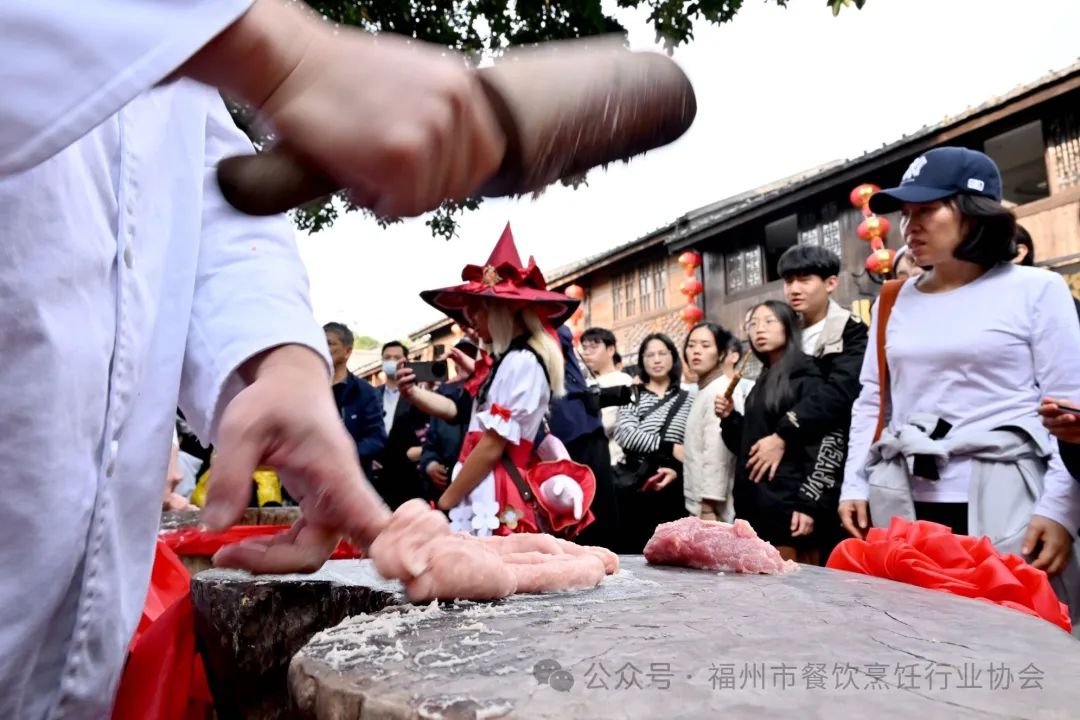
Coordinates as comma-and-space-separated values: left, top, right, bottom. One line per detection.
373, 341, 429, 509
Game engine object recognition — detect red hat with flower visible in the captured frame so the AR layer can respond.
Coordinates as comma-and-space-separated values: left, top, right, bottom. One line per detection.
420, 223, 579, 328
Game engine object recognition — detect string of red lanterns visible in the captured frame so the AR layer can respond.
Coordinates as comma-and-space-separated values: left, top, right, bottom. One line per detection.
849, 183, 895, 277
678, 250, 704, 328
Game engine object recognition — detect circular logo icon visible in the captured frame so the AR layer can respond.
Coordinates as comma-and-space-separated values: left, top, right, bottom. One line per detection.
549, 669, 575, 692
533, 659, 562, 685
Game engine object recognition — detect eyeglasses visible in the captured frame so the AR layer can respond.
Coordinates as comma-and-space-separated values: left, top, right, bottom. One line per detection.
580, 341, 605, 352
745, 318, 781, 332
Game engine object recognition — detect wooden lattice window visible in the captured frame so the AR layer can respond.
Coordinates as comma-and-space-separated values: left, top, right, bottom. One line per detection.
1049, 111, 1080, 191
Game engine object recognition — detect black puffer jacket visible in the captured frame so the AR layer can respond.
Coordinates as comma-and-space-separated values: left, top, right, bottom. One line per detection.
721, 353, 840, 546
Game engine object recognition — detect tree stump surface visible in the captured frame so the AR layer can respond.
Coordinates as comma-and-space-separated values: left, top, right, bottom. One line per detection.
273, 558, 1080, 720
192, 562, 400, 720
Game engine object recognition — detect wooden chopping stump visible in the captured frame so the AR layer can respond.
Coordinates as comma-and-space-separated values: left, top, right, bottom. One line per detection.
277, 557, 1080, 719
192, 562, 400, 720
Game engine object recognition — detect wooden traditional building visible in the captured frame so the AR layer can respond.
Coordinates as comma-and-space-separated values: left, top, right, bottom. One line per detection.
360, 60, 1080, 374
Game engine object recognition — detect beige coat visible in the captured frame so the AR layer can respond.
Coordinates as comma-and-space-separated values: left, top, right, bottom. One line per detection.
683, 374, 752, 520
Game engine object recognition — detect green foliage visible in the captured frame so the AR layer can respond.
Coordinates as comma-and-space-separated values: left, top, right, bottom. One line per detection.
230, 0, 866, 237
353, 335, 380, 350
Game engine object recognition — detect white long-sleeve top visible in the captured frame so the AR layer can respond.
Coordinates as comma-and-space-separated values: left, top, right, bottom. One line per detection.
0, 6, 334, 714
683, 375, 752, 519
841, 265, 1080, 535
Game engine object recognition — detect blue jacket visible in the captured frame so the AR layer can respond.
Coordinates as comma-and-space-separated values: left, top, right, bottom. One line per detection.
546, 325, 603, 444
418, 382, 470, 501
332, 373, 387, 477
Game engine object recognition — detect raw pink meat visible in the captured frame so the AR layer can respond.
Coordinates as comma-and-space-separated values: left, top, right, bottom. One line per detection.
644, 517, 796, 575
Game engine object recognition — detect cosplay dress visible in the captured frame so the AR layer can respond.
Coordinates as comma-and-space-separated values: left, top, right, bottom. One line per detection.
448, 341, 596, 537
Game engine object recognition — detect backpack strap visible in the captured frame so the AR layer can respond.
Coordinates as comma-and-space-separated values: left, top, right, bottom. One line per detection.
873, 279, 904, 444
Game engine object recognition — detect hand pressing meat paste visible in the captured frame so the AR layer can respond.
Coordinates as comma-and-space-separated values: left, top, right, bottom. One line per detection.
369, 500, 617, 601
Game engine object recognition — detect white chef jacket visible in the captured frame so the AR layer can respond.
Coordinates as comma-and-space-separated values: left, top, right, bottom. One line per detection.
0, 4, 336, 718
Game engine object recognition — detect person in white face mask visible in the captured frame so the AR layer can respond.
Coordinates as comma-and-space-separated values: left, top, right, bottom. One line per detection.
372, 342, 430, 509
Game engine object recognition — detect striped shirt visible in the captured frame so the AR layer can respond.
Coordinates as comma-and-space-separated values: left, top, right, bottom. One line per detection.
615, 386, 691, 456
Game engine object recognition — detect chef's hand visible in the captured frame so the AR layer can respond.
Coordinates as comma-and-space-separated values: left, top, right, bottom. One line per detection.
839, 499, 871, 540
207, 344, 391, 574
791, 511, 814, 538
183, 0, 505, 219
1039, 398, 1080, 443
748, 433, 784, 483
714, 396, 733, 419
1023, 514, 1073, 577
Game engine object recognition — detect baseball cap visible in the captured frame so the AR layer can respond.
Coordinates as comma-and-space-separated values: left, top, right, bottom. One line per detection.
869, 147, 1003, 215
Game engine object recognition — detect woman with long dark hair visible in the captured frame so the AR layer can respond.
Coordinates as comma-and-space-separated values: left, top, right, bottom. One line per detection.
716, 300, 830, 564
613, 332, 691, 552
839, 148, 1080, 624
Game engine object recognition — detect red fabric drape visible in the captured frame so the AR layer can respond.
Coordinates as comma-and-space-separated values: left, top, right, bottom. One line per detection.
827, 517, 1071, 632
112, 541, 210, 720
113, 526, 363, 719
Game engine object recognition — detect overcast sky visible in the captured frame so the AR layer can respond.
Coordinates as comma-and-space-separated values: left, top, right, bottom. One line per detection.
295, 0, 1080, 342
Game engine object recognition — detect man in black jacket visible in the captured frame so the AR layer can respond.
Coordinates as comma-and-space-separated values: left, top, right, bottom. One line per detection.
418, 381, 469, 503
745, 246, 868, 553
324, 323, 387, 479
373, 340, 430, 509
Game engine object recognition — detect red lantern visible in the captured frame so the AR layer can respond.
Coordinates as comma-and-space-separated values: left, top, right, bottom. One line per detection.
869, 236, 885, 252
678, 251, 702, 273
849, 183, 880, 209
571, 305, 585, 322
680, 304, 705, 326
679, 277, 704, 298
564, 284, 585, 300
864, 248, 895, 275
857, 215, 891, 242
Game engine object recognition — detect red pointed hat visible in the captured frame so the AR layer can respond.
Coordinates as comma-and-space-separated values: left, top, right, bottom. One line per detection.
420, 223, 579, 328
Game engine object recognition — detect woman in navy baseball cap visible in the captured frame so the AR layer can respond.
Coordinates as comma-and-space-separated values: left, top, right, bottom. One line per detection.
839, 147, 1080, 630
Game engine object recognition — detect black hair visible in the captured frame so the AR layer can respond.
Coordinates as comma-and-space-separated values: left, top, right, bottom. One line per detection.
1013, 224, 1035, 266
747, 300, 804, 416
636, 333, 682, 387
777, 244, 841, 281
323, 322, 354, 348
381, 340, 409, 357
682, 322, 736, 375
581, 327, 617, 348
948, 194, 1017, 268
613, 352, 623, 366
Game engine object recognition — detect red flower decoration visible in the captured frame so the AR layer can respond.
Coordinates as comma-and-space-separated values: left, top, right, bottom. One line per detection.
828, 517, 1071, 632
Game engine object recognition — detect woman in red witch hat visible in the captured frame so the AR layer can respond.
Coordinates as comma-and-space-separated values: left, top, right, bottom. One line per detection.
398, 223, 596, 538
